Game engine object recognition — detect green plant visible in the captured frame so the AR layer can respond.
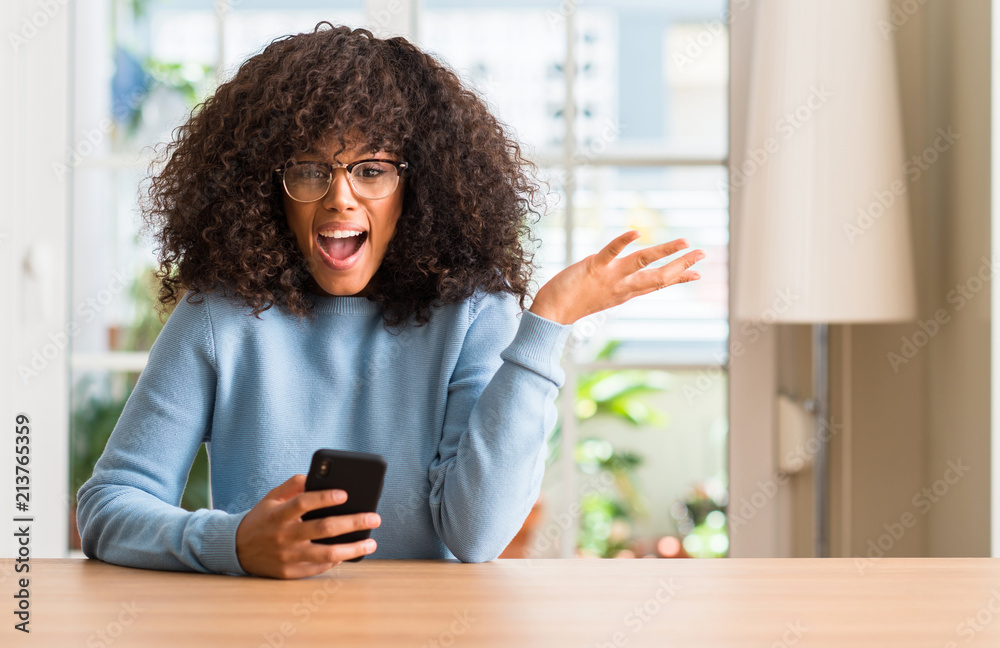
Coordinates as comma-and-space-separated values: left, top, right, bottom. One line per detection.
70, 376, 210, 513
545, 341, 673, 558
575, 439, 646, 558
112, 0, 217, 139
544, 341, 672, 467
70, 375, 132, 506
669, 483, 728, 558
142, 58, 213, 105
115, 57, 214, 138
577, 492, 631, 558
120, 264, 173, 351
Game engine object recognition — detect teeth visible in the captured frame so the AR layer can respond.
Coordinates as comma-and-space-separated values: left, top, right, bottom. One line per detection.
318, 230, 365, 239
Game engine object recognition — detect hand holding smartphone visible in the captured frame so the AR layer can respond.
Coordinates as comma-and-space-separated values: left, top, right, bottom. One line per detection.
301, 449, 387, 562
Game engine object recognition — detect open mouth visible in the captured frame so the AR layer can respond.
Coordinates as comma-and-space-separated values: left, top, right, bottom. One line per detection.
317, 230, 368, 268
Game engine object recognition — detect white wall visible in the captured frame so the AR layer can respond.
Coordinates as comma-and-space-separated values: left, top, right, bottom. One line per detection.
0, 0, 73, 559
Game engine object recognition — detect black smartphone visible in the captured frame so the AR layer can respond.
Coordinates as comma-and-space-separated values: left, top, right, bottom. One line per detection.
301, 449, 387, 562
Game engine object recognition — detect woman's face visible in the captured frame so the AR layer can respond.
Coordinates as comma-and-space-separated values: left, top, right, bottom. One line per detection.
282, 138, 405, 297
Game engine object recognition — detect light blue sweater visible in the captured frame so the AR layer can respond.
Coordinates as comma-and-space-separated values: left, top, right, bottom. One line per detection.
76, 287, 573, 576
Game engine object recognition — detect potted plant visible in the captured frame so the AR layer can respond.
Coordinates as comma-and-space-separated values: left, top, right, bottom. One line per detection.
501, 341, 672, 558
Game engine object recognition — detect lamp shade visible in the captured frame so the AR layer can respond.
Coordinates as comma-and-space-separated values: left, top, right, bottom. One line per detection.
734, 0, 917, 323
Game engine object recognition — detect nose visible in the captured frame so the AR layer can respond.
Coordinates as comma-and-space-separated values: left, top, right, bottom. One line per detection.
321, 166, 359, 211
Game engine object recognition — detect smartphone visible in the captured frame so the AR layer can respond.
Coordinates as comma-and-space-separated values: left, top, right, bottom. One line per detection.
300, 449, 388, 561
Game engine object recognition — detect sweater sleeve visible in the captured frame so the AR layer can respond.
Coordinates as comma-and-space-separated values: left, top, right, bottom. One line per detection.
427, 292, 573, 562
75, 294, 251, 576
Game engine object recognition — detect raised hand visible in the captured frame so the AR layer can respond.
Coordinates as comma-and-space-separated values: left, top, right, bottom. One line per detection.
528, 231, 705, 326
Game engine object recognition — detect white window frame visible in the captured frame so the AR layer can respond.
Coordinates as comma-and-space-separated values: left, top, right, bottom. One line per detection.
538, 6, 730, 558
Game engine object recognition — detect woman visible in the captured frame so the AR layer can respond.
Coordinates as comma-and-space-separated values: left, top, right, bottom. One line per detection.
76, 23, 704, 579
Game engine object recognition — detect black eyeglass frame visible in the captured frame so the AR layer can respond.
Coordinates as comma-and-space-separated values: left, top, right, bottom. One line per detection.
274, 158, 411, 202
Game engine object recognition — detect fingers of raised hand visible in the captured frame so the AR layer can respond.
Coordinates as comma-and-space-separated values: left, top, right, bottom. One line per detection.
597, 230, 642, 265
622, 238, 692, 271
628, 248, 706, 294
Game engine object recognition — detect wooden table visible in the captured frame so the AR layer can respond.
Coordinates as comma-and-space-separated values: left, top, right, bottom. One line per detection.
3, 557, 1000, 646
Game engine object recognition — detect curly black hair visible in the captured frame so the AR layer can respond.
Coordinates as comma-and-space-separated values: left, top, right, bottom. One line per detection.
141, 22, 546, 328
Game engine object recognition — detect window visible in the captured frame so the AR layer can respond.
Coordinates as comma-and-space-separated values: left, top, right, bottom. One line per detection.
421, 0, 730, 558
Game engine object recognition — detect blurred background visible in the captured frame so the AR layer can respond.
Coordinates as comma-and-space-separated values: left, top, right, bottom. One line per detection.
2, 0, 994, 562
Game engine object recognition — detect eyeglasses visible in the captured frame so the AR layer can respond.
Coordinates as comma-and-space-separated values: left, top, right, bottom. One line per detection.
275, 158, 410, 202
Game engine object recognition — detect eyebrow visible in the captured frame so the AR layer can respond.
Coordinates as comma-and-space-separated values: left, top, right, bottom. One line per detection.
297, 150, 396, 162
